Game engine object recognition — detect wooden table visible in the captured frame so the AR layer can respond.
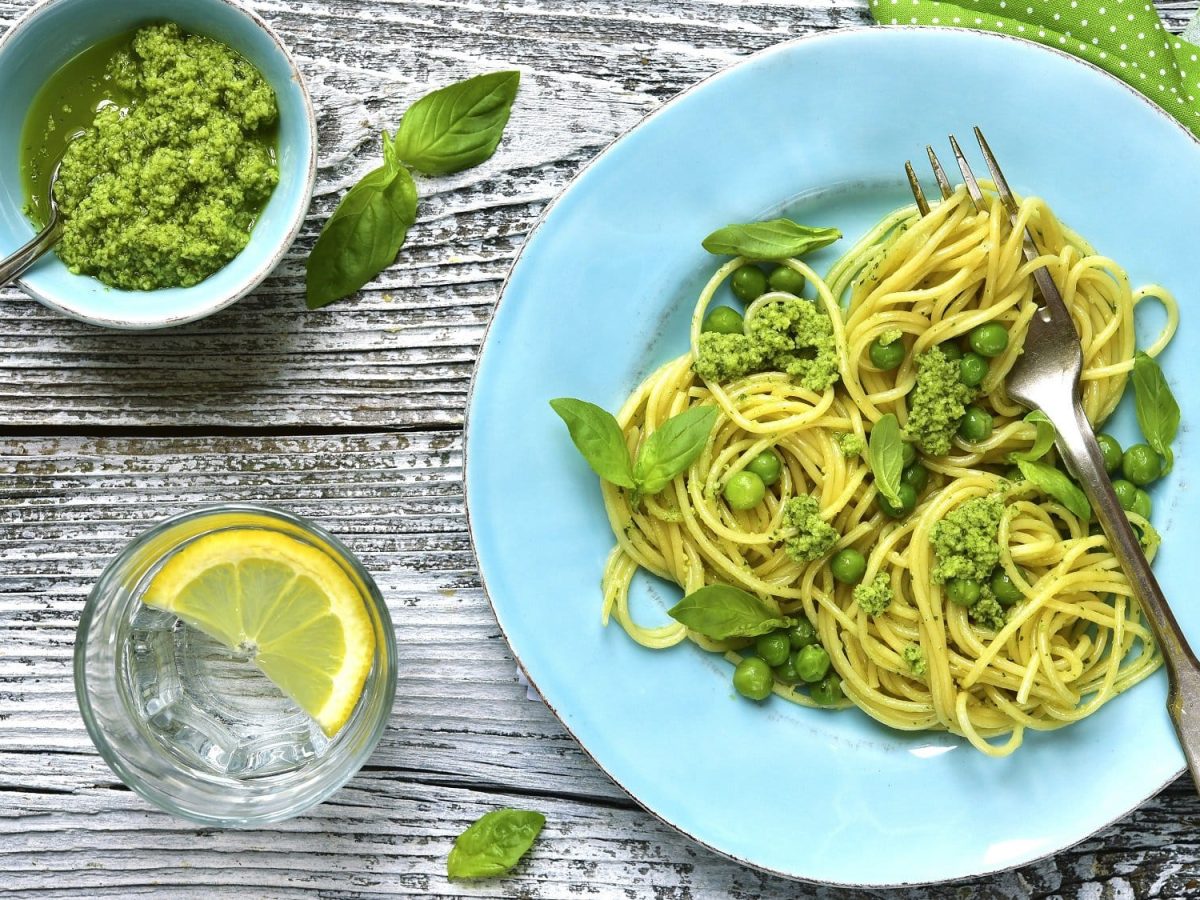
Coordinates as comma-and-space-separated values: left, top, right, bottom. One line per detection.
3, 1, 1199, 896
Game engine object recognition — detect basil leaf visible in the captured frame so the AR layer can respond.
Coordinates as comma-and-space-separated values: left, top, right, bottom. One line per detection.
1009, 410, 1056, 463
549, 398, 635, 488
868, 413, 904, 507
668, 584, 793, 640
701, 219, 841, 261
1132, 351, 1179, 474
306, 133, 418, 309
447, 809, 545, 879
633, 405, 719, 495
1017, 459, 1091, 520
393, 71, 520, 176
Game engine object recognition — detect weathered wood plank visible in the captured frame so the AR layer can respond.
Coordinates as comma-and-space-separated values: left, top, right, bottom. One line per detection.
2, 433, 1200, 898
0, 432, 628, 804
3, 0, 1200, 895
2, 774, 1197, 898
0, 0, 872, 430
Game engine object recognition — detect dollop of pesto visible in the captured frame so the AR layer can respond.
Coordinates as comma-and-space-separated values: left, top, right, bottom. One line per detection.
902, 643, 927, 677
779, 495, 840, 563
969, 591, 1008, 631
693, 332, 766, 383
877, 327, 903, 346
695, 298, 840, 392
53, 24, 279, 290
837, 432, 865, 458
930, 494, 1005, 584
904, 347, 977, 456
853, 572, 892, 616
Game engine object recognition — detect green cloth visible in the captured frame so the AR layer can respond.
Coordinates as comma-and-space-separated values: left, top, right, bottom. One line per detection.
868, 0, 1200, 138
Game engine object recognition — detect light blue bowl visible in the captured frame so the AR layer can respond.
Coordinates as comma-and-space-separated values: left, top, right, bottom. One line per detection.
0, 0, 317, 329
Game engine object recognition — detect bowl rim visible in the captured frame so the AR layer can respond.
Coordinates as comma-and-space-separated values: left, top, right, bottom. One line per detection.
0, 0, 318, 330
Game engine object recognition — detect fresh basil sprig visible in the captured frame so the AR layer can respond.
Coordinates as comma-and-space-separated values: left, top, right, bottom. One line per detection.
306, 71, 520, 309
702, 219, 841, 261
633, 405, 720, 494
1131, 351, 1179, 474
306, 135, 417, 309
393, 71, 521, 176
868, 413, 904, 507
1016, 459, 1091, 520
1009, 410, 1056, 463
550, 398, 717, 500
668, 584, 793, 640
548, 398, 635, 488
447, 808, 545, 880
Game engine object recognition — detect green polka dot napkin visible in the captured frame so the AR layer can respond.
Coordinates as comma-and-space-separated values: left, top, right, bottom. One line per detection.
868, 0, 1200, 138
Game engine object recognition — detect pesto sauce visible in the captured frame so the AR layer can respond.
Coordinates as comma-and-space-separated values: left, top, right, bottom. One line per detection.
20, 24, 280, 291
21, 32, 136, 228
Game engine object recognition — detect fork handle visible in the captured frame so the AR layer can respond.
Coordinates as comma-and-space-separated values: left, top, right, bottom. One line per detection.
1038, 393, 1200, 788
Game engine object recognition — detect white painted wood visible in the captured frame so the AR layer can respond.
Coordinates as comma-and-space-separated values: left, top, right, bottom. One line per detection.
1, 0, 1198, 896
3, 434, 1200, 897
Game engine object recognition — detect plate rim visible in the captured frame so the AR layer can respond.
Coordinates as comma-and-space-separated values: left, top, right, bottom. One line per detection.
464, 24, 1195, 887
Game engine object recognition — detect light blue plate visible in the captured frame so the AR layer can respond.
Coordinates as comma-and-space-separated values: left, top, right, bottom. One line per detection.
466, 28, 1200, 886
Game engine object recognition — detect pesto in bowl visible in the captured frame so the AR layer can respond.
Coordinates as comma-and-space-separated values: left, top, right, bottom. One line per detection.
22, 22, 280, 291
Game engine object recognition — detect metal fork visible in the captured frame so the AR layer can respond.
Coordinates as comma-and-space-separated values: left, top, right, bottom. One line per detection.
908, 129, 1200, 786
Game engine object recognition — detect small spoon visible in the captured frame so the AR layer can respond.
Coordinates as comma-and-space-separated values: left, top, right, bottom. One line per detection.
0, 158, 66, 288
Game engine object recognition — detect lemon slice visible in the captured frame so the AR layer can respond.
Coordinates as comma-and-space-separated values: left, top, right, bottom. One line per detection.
142, 529, 376, 736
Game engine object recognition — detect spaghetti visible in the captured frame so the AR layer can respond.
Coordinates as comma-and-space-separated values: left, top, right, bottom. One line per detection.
595, 187, 1177, 755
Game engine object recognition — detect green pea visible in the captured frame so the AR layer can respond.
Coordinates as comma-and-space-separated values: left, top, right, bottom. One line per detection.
730, 265, 767, 303
1111, 479, 1138, 511
810, 674, 843, 706
901, 463, 929, 494
767, 265, 806, 296
900, 441, 917, 468
938, 342, 963, 362
959, 352, 989, 387
774, 657, 802, 684
1131, 489, 1152, 519
786, 619, 819, 649
969, 323, 1009, 358
746, 449, 783, 487
1097, 433, 1123, 474
1121, 444, 1162, 486
878, 482, 918, 518
733, 657, 773, 700
830, 548, 867, 585
754, 632, 791, 668
990, 569, 1023, 607
946, 578, 981, 606
869, 336, 906, 371
958, 406, 993, 443
724, 471, 766, 510
702, 305, 744, 335
794, 645, 831, 683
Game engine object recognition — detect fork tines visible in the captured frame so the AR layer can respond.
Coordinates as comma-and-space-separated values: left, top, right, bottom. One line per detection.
906, 128, 1074, 326
906, 127, 1020, 218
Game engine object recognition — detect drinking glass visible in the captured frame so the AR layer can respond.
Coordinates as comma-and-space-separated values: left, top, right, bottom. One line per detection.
74, 503, 396, 827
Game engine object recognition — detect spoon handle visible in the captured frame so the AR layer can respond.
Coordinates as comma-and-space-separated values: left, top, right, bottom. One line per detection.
0, 215, 62, 288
